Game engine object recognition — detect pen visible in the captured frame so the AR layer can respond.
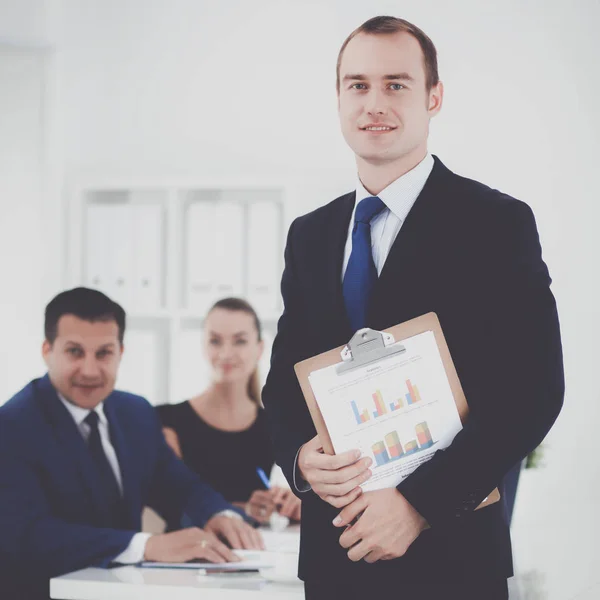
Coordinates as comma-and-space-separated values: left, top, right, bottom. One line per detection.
256, 467, 271, 489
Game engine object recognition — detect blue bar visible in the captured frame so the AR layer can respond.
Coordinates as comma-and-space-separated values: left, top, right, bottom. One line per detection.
351, 401, 361, 425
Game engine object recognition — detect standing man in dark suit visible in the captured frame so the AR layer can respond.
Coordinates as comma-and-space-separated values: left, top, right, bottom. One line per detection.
0, 287, 263, 600
262, 16, 564, 600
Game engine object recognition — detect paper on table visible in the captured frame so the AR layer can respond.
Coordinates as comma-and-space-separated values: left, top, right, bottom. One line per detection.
139, 550, 277, 571
308, 330, 463, 492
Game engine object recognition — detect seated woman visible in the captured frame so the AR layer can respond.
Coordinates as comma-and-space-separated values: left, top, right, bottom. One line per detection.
156, 297, 301, 525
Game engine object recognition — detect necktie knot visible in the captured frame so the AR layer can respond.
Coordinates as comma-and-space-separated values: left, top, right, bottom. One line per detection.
354, 196, 385, 225
84, 410, 100, 430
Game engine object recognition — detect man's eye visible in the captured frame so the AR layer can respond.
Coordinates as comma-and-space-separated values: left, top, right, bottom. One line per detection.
97, 350, 113, 359
209, 339, 221, 346
67, 348, 82, 357
389, 83, 404, 91
235, 339, 248, 346
351, 83, 367, 90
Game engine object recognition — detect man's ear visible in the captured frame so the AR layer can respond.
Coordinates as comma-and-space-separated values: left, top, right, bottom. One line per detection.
428, 81, 444, 116
42, 339, 52, 365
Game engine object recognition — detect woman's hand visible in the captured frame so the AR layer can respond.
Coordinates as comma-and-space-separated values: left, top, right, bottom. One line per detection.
245, 490, 277, 523
272, 487, 302, 521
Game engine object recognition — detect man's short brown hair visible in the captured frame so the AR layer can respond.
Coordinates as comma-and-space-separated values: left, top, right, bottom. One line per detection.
336, 16, 439, 93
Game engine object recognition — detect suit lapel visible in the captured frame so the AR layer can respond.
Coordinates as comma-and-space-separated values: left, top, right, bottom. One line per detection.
103, 396, 141, 530
322, 192, 355, 336
36, 375, 110, 523
369, 156, 451, 329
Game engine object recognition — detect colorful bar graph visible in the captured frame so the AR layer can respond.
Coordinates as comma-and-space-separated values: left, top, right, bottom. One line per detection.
372, 390, 387, 417
385, 431, 404, 459
416, 422, 434, 449
404, 379, 422, 406
404, 440, 419, 454
372, 441, 390, 466
371, 421, 436, 468
353, 380, 422, 427
351, 400, 371, 425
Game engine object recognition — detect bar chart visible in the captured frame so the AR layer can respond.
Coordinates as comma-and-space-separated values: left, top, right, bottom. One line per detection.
371, 421, 434, 467
351, 379, 424, 426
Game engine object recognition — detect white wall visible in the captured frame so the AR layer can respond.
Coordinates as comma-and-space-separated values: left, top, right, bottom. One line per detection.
0, 0, 64, 401
0, 0, 598, 595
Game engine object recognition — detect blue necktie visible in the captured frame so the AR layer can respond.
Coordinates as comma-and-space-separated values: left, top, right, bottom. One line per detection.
84, 411, 124, 527
343, 196, 386, 332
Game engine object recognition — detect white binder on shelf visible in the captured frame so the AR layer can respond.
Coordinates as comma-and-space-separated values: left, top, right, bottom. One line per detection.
247, 200, 280, 316
214, 200, 244, 301
171, 327, 208, 402
185, 200, 216, 313
84, 203, 111, 293
131, 202, 164, 311
117, 328, 159, 405
103, 202, 134, 310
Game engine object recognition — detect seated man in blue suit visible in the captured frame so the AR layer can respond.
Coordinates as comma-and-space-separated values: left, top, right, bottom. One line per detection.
0, 287, 264, 599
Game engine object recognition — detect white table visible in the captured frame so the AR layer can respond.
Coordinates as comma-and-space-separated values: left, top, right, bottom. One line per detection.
50, 526, 304, 600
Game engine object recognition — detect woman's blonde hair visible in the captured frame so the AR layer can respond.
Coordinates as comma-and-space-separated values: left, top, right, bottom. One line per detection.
207, 297, 263, 406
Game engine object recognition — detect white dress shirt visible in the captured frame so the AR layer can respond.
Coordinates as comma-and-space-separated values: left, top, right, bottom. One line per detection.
293, 153, 435, 493
58, 394, 151, 564
342, 152, 435, 279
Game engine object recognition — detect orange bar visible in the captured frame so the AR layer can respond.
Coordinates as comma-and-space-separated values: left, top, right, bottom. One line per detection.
406, 380, 416, 404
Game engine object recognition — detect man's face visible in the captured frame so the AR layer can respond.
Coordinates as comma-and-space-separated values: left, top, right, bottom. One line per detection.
338, 31, 443, 167
42, 315, 123, 410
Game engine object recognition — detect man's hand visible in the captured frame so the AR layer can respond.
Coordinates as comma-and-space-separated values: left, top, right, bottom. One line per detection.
333, 488, 427, 563
205, 514, 265, 550
271, 487, 301, 521
297, 435, 372, 508
144, 527, 239, 563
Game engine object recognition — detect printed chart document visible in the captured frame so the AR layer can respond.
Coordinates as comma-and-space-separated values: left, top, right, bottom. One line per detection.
308, 330, 463, 492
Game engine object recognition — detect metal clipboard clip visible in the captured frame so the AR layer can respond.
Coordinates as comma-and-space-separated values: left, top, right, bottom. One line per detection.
336, 328, 406, 374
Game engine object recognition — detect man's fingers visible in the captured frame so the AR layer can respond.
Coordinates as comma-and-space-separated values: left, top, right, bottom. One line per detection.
199, 546, 229, 564
347, 539, 371, 562
315, 467, 371, 497
323, 485, 362, 508
333, 493, 368, 527
363, 548, 384, 564
210, 537, 240, 562
221, 522, 243, 550
309, 449, 363, 471
310, 457, 371, 486
338, 521, 364, 549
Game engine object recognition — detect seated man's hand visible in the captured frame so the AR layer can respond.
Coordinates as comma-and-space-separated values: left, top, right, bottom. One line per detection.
205, 514, 265, 550
298, 434, 372, 508
144, 527, 239, 563
334, 488, 427, 563
271, 487, 301, 521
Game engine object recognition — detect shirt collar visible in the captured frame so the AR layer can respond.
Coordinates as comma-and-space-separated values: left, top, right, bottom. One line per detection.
354, 153, 434, 222
57, 391, 108, 428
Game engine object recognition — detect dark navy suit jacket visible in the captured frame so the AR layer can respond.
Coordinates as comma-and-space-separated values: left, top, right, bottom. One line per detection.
0, 374, 232, 598
262, 156, 565, 584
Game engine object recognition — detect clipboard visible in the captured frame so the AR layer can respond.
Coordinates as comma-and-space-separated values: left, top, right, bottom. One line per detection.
294, 312, 500, 511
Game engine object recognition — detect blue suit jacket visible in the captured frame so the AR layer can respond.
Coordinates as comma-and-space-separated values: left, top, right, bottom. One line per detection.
0, 375, 232, 597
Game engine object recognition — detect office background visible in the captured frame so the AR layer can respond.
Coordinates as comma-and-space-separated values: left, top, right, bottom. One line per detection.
0, 1, 598, 598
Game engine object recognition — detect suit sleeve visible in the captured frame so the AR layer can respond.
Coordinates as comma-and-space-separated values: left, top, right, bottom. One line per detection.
145, 407, 233, 526
262, 218, 318, 494
397, 200, 564, 527
0, 421, 135, 578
